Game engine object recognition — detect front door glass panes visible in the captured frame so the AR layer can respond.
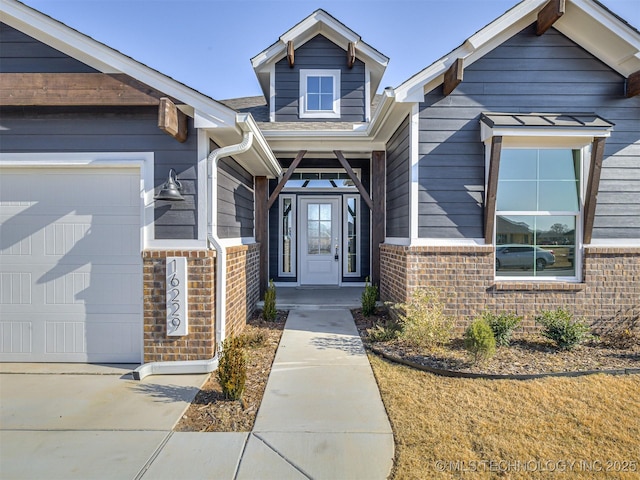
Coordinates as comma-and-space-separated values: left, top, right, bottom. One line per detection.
307, 203, 332, 255
496, 149, 580, 278
281, 198, 293, 274
307, 76, 334, 111
346, 197, 357, 274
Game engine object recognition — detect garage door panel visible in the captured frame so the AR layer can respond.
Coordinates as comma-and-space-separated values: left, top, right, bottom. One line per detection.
0, 167, 142, 363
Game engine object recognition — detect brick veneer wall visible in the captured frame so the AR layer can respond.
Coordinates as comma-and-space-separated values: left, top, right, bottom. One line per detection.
142, 250, 216, 363
380, 244, 640, 331
225, 243, 261, 339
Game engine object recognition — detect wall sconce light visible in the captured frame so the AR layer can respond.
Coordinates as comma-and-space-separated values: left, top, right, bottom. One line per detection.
155, 168, 185, 201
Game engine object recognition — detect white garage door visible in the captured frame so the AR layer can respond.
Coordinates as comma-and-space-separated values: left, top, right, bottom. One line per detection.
0, 167, 142, 363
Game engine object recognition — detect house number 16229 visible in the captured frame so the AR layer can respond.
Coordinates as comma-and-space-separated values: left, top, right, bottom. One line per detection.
166, 257, 188, 336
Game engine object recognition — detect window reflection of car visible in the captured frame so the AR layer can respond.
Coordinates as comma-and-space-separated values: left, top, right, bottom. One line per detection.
496, 245, 556, 271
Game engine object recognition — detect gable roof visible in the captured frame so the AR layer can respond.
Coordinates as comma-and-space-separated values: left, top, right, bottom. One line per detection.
394, 0, 640, 103
250, 9, 389, 103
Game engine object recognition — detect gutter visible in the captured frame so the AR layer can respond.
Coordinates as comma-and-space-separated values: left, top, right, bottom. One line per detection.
133, 131, 254, 380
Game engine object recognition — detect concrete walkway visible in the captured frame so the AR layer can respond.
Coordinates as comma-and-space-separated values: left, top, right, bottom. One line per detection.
0, 308, 394, 479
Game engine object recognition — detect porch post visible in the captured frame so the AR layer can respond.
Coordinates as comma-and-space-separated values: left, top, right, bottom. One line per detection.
255, 176, 268, 299
371, 151, 386, 288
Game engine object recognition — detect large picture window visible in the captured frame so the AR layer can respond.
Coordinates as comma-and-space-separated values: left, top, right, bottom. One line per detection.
299, 69, 340, 118
495, 149, 580, 278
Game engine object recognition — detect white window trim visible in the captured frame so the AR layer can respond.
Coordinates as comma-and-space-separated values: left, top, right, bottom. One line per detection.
299, 69, 341, 119
278, 195, 296, 278
343, 194, 360, 277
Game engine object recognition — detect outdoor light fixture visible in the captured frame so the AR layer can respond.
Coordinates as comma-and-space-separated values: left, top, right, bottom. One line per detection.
155, 168, 185, 201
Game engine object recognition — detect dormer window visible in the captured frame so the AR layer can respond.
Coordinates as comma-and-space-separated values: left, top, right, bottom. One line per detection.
299, 69, 340, 118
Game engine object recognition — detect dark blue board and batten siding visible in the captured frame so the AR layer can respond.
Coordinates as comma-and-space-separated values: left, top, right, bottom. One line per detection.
418, 25, 640, 240
385, 116, 410, 238
274, 35, 366, 122
0, 23, 200, 240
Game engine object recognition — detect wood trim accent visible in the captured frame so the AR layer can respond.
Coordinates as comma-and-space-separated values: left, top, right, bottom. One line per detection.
287, 41, 295, 68
347, 42, 356, 68
443, 58, 463, 96
267, 150, 306, 209
334, 150, 373, 211
484, 136, 503, 244
255, 176, 269, 298
625, 70, 640, 98
158, 97, 188, 143
536, 0, 565, 35
583, 137, 607, 244
371, 151, 386, 287
0, 73, 161, 106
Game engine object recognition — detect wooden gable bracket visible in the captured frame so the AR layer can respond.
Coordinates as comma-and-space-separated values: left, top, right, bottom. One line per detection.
625, 70, 640, 98
0, 73, 161, 106
583, 137, 607, 244
443, 58, 464, 96
536, 0, 565, 36
347, 42, 356, 69
267, 150, 307, 209
334, 150, 373, 210
484, 136, 503, 244
287, 41, 295, 68
158, 97, 188, 143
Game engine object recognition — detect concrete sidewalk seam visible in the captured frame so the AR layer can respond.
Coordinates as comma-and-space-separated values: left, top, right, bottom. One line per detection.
252, 432, 313, 479
134, 431, 173, 480
232, 430, 252, 480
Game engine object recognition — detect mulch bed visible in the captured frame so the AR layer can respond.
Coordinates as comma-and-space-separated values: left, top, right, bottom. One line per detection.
174, 310, 287, 432
352, 308, 640, 378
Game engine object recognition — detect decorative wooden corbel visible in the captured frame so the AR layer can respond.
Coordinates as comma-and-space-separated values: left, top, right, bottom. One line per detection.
536, 0, 565, 35
158, 97, 188, 143
347, 42, 356, 68
443, 58, 463, 96
287, 41, 295, 68
625, 70, 640, 98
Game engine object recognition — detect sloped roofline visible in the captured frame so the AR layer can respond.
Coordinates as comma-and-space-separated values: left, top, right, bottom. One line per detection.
250, 8, 389, 102
394, 0, 640, 103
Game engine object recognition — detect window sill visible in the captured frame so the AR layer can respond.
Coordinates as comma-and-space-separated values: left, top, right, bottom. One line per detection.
493, 281, 585, 292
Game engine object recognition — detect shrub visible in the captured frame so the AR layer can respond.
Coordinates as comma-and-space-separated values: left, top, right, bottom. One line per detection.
394, 288, 454, 350
592, 308, 639, 350
535, 308, 590, 350
482, 311, 522, 347
464, 319, 496, 363
361, 277, 378, 317
263, 279, 277, 322
216, 336, 248, 401
237, 328, 267, 349
367, 320, 401, 343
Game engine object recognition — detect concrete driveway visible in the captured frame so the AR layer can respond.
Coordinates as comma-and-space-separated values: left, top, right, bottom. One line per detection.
0, 363, 207, 480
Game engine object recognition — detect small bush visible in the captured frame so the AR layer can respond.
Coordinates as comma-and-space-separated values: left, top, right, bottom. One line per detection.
237, 329, 267, 349
263, 279, 277, 322
592, 308, 639, 349
361, 277, 378, 317
216, 336, 247, 401
394, 288, 454, 350
482, 311, 522, 347
464, 319, 496, 363
367, 320, 401, 343
535, 308, 590, 350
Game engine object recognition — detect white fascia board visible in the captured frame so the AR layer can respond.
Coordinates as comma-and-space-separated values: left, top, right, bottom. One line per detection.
236, 113, 282, 178
265, 136, 385, 153
1, 0, 237, 127
480, 123, 612, 143
280, 10, 360, 46
587, 239, 640, 247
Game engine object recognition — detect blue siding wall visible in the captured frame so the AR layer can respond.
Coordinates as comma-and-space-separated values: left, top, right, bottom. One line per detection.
386, 116, 410, 238
217, 154, 255, 239
274, 35, 366, 122
419, 25, 640, 239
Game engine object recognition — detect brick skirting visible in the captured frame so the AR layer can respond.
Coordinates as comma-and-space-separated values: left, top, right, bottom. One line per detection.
225, 244, 260, 339
380, 244, 640, 331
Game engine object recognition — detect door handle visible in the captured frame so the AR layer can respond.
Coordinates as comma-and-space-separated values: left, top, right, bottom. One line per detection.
334, 244, 339, 261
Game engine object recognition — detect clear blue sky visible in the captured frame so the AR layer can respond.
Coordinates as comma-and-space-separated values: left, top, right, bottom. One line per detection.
19, 0, 640, 100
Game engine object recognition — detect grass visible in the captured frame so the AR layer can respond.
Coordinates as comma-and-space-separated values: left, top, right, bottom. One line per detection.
369, 355, 640, 479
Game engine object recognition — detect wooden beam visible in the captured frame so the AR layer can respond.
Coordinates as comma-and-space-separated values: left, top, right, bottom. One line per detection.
255, 176, 269, 299
334, 150, 373, 211
583, 137, 607, 244
625, 70, 640, 98
287, 41, 295, 68
347, 42, 356, 68
443, 58, 463, 96
371, 151, 386, 288
267, 150, 306, 209
0, 73, 161, 106
158, 97, 188, 143
484, 136, 503, 244
536, 0, 565, 36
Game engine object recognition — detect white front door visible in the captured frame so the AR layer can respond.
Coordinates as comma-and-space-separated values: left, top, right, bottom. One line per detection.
300, 197, 340, 285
